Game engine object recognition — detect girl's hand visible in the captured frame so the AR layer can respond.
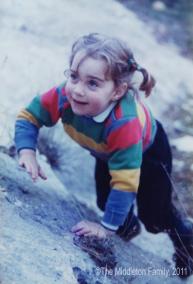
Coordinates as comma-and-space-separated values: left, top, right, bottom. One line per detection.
18, 149, 47, 182
71, 220, 115, 239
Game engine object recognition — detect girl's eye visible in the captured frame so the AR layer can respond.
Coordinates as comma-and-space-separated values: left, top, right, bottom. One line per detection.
70, 72, 78, 81
87, 80, 98, 89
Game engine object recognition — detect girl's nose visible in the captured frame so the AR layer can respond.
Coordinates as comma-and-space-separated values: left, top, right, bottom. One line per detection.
73, 82, 85, 97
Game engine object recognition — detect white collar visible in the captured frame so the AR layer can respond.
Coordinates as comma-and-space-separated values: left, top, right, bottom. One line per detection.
92, 102, 117, 123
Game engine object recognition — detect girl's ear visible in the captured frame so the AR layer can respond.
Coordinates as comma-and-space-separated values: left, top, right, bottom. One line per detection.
112, 82, 128, 101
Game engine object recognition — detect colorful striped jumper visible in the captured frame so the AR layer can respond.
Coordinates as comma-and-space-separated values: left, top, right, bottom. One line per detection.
15, 82, 157, 230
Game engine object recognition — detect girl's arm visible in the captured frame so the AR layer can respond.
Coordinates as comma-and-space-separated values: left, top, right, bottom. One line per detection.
15, 84, 67, 180
102, 116, 143, 231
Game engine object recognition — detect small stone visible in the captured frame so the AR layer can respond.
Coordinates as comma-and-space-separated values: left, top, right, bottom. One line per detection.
152, 1, 166, 11
14, 200, 23, 207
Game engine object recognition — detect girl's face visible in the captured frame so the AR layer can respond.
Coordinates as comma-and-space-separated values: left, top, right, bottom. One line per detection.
65, 51, 119, 117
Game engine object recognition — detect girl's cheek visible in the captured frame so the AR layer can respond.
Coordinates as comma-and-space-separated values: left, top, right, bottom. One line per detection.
92, 97, 103, 108
65, 84, 72, 99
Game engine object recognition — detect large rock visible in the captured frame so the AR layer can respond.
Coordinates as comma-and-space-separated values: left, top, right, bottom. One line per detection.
0, 152, 185, 284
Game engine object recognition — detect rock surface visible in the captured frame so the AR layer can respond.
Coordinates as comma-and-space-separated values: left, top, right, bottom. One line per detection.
0, 152, 184, 284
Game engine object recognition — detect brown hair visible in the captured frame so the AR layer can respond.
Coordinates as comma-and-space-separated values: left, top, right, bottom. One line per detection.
70, 33, 156, 97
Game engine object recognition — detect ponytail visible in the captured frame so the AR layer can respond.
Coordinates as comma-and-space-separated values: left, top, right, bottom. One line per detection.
128, 58, 156, 97
139, 68, 156, 97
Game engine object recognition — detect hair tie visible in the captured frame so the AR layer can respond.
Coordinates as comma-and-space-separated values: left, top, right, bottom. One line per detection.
128, 58, 141, 71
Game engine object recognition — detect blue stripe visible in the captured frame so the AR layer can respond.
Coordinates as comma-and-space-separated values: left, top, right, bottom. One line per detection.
56, 83, 68, 112
104, 116, 137, 141
14, 120, 39, 152
102, 189, 136, 227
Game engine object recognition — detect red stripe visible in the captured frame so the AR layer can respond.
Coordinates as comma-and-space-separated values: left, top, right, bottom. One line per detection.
41, 87, 60, 123
107, 118, 142, 152
114, 104, 122, 119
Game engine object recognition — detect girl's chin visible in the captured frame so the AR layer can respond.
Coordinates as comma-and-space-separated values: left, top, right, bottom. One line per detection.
70, 101, 97, 116
71, 106, 88, 116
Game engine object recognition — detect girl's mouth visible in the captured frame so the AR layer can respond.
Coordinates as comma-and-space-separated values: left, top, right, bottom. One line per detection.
73, 99, 88, 105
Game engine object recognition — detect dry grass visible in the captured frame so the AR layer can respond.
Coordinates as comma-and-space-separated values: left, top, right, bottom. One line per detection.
73, 235, 117, 270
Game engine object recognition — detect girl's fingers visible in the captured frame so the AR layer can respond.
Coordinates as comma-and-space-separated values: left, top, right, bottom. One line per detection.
22, 162, 37, 181
18, 156, 44, 182
26, 165, 36, 181
25, 164, 32, 175
83, 232, 93, 237
38, 166, 47, 180
71, 221, 110, 238
71, 225, 82, 233
18, 160, 47, 182
31, 166, 38, 182
71, 221, 87, 232
75, 228, 90, 236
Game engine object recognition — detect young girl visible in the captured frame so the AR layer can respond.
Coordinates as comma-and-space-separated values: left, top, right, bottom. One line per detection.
15, 33, 192, 277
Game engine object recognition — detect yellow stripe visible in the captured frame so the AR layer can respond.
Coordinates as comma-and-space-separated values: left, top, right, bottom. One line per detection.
17, 109, 40, 128
110, 169, 140, 192
64, 124, 108, 153
136, 102, 146, 129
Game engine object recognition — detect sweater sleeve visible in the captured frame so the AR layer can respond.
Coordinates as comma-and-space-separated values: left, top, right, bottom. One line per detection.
14, 84, 67, 152
101, 116, 143, 230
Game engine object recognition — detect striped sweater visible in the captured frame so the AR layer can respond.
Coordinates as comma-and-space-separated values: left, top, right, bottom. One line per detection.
15, 82, 157, 230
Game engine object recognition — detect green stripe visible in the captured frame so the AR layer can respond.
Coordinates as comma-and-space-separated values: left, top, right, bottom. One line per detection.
108, 141, 142, 170
121, 91, 137, 117
26, 96, 53, 127
62, 107, 106, 143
